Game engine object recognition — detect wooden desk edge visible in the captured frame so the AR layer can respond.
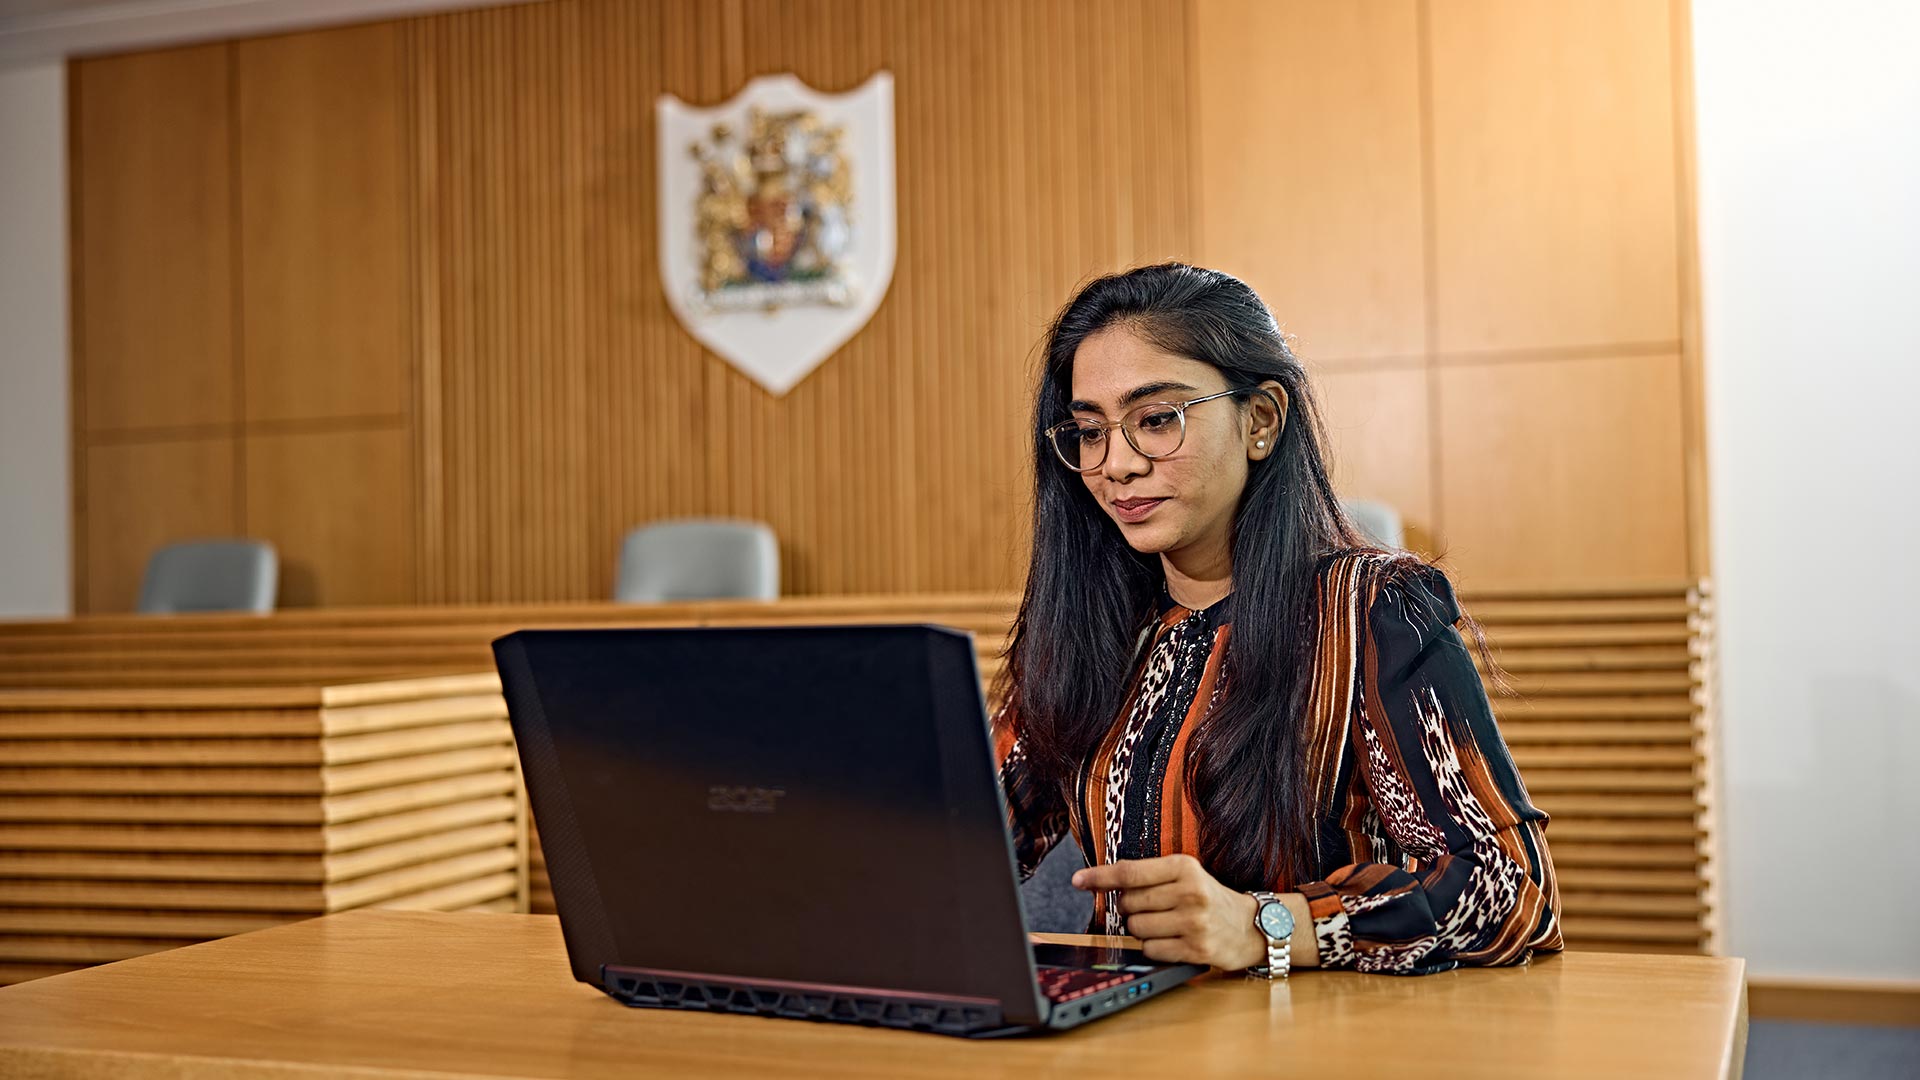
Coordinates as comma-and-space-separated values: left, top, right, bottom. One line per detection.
0, 912, 1753, 1080
0, 1044, 479, 1080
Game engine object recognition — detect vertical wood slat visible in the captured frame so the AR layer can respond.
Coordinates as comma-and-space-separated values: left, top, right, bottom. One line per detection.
396, 0, 1194, 604
67, 60, 88, 618
408, 18, 446, 606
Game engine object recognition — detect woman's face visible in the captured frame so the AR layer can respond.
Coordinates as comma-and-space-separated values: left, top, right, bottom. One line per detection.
1067, 325, 1284, 561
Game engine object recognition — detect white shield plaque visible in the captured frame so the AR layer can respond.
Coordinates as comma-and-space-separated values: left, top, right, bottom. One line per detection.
656, 72, 896, 396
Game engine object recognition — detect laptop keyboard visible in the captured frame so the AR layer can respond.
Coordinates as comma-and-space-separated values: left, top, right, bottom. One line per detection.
1035, 964, 1150, 1003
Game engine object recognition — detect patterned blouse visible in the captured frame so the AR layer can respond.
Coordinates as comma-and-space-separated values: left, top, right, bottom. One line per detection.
991, 552, 1564, 975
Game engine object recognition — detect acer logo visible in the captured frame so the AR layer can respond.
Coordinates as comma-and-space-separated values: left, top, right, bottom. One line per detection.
707, 786, 786, 813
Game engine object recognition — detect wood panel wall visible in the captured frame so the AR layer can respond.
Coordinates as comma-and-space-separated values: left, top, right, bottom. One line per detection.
69, 0, 1705, 610
1195, 0, 1706, 589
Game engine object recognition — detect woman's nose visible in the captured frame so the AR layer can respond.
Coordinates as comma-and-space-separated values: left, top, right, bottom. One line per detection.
1102, 432, 1152, 481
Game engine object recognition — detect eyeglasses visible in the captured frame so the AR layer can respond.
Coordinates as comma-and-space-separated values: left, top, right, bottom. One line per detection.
1047, 388, 1255, 474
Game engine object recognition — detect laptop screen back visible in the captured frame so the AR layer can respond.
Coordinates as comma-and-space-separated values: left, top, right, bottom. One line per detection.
495, 624, 1040, 1014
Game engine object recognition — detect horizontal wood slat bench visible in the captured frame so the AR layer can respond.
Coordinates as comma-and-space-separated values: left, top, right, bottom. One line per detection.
1469, 580, 1718, 955
0, 675, 529, 986
0, 582, 1717, 973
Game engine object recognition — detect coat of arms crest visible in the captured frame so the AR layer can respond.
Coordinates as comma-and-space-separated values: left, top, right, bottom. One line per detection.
657, 72, 896, 396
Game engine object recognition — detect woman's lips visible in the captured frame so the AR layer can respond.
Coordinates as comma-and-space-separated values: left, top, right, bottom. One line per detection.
1112, 498, 1166, 523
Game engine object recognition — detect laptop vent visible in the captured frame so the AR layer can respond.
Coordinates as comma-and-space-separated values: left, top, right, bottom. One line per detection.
603, 970, 1003, 1036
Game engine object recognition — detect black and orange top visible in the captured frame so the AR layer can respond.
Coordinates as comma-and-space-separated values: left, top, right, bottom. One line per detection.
991, 551, 1564, 975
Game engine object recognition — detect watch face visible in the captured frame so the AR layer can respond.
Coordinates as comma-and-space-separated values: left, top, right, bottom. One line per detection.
1258, 900, 1295, 939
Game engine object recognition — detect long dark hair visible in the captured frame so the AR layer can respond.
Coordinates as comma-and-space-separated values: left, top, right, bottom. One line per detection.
996, 262, 1406, 892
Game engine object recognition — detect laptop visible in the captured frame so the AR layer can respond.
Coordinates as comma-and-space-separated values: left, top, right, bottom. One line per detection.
492, 623, 1205, 1037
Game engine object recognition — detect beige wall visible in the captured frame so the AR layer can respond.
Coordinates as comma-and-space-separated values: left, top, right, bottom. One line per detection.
67, 0, 1704, 610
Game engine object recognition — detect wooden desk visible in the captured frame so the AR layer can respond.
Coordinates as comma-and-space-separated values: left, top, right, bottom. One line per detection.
0, 910, 1746, 1079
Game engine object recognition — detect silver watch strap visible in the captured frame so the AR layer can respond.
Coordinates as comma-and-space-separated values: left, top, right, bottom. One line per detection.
1247, 891, 1291, 980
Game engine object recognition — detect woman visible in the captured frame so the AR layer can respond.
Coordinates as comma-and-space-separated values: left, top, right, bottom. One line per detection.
992, 263, 1562, 977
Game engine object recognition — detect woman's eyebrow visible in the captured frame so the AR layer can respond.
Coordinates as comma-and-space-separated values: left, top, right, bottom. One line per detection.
1069, 381, 1200, 414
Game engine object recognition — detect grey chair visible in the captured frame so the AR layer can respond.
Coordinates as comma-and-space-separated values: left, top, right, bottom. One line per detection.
137, 539, 278, 614
1342, 498, 1404, 550
613, 519, 779, 603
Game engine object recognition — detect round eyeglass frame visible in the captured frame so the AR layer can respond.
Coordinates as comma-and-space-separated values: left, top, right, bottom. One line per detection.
1046, 387, 1264, 474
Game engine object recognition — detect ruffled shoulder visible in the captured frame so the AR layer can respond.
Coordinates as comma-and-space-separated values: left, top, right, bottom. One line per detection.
1368, 561, 1467, 697
1316, 550, 1464, 695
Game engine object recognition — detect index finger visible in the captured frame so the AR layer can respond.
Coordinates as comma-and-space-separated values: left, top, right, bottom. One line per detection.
1071, 856, 1190, 892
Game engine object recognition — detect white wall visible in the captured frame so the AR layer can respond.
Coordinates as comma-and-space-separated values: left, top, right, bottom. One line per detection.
1694, 0, 1920, 981
0, 60, 70, 619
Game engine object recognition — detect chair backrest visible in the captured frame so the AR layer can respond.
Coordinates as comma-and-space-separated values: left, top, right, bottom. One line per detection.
613, 519, 779, 603
137, 540, 278, 614
1341, 498, 1404, 550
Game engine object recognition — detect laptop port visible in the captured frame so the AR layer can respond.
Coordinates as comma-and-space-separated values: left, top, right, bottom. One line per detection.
1141, 981, 1152, 993
1079, 1004, 1092, 1018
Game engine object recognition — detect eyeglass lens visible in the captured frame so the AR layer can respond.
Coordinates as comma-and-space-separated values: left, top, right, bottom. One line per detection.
1052, 402, 1185, 471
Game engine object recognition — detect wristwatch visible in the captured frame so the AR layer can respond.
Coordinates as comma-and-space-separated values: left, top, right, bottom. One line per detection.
1247, 891, 1293, 979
